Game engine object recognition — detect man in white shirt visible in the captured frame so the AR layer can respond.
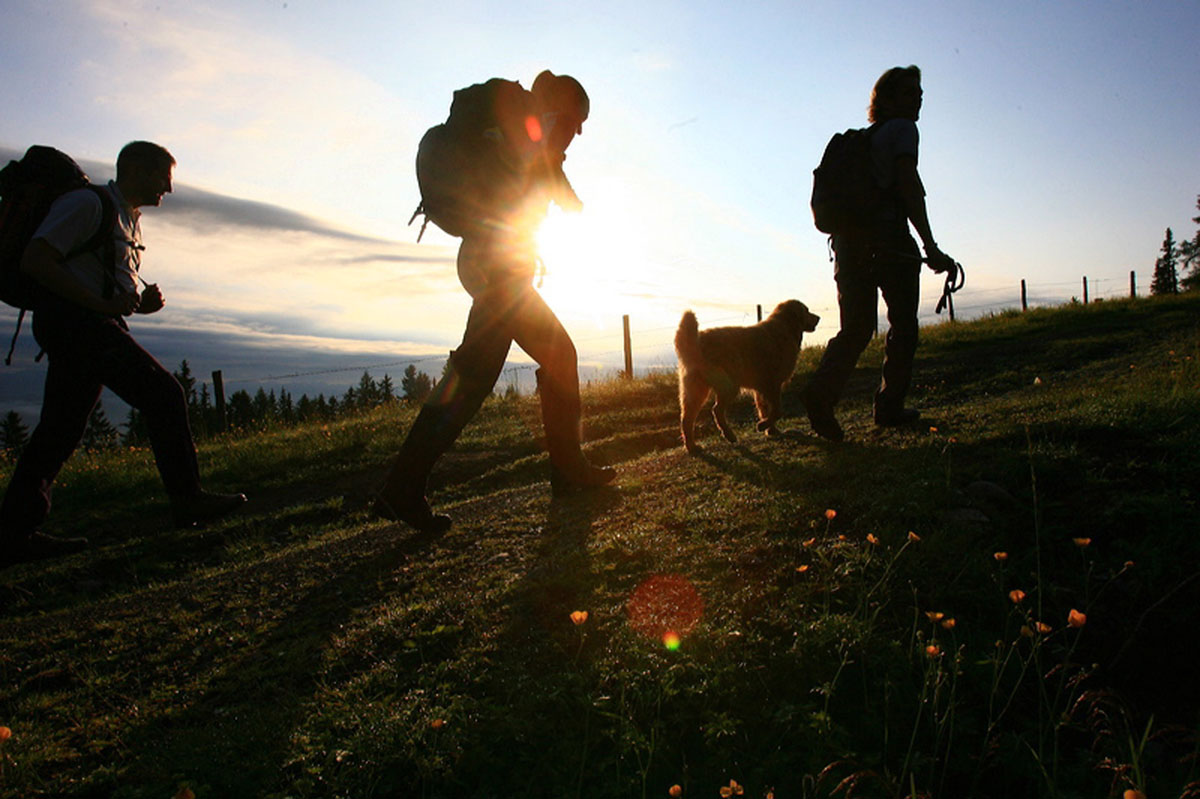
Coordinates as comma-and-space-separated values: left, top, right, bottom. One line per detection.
1, 141, 244, 568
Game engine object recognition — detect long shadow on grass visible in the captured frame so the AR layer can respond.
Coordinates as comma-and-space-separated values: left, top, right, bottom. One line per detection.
442, 487, 622, 794
106, 522, 449, 797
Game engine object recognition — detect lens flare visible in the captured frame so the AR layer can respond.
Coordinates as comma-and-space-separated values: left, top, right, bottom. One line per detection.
628, 574, 704, 643
663, 631, 681, 651
525, 115, 543, 142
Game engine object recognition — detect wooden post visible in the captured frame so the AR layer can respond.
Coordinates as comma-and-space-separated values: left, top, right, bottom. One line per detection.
212, 370, 227, 433
622, 315, 632, 379
1083, 276, 1089, 304
1021, 279, 1028, 311
1130, 270, 1137, 297
756, 304, 762, 322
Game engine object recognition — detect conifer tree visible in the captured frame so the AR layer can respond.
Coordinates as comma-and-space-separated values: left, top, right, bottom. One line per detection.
401, 364, 433, 402
82, 402, 119, 450
1179, 195, 1200, 292
1, 410, 30, 456
1151, 228, 1179, 295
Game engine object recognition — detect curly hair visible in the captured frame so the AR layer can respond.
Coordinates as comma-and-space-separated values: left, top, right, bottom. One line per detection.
868, 65, 921, 123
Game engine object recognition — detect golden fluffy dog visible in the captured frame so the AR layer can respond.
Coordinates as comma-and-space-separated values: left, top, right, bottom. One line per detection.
674, 300, 820, 453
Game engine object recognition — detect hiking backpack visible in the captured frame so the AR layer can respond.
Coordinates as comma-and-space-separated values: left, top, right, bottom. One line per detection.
810, 124, 882, 236
410, 78, 539, 240
1, 145, 116, 364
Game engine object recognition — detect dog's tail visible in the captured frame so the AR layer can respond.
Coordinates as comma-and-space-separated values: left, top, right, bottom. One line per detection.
674, 310, 702, 368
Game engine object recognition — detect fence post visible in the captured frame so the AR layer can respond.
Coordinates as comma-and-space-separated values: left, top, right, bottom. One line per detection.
1083, 276, 1089, 304
212, 370, 227, 433
622, 315, 633, 379
1021, 279, 1028, 311
1130, 270, 1136, 297
756, 304, 762, 322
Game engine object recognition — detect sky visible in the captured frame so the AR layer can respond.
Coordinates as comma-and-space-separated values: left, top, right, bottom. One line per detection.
2, 0, 1199, 421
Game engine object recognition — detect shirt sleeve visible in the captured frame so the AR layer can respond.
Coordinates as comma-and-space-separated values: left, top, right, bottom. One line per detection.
32, 189, 104, 258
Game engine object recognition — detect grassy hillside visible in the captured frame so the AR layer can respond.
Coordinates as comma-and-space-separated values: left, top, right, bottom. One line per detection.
1, 293, 1198, 799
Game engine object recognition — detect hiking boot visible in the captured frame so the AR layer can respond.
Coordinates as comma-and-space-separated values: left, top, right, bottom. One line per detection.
550, 460, 617, 497
372, 489, 452, 534
874, 407, 921, 427
171, 491, 247, 529
802, 385, 844, 443
0, 531, 89, 569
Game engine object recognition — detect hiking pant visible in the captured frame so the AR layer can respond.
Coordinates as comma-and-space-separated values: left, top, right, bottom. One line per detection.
396, 234, 580, 475
806, 230, 922, 416
0, 302, 201, 538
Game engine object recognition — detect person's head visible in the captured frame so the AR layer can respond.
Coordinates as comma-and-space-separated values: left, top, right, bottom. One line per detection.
116, 141, 176, 208
531, 70, 589, 151
869, 65, 922, 123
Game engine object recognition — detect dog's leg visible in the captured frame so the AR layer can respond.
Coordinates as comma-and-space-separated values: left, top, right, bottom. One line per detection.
679, 374, 709, 454
712, 389, 738, 443
755, 386, 784, 436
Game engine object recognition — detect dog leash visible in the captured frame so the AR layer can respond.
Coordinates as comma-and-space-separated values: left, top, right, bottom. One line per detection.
880, 250, 966, 316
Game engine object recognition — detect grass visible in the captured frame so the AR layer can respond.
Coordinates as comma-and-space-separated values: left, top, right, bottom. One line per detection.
1, 293, 1199, 798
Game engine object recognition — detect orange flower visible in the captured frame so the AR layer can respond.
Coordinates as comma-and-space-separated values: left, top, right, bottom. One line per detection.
1035, 621, 1052, 634
941, 618, 957, 630
719, 779, 744, 797
570, 610, 589, 626
907, 531, 921, 542
925, 611, 945, 622
993, 551, 1008, 562
925, 644, 942, 658
669, 785, 683, 798
929, 426, 939, 433
1008, 589, 1026, 604
1123, 790, 1147, 799
0, 726, 10, 742
1068, 609, 1087, 628
1020, 625, 1035, 638
802, 537, 816, 547
866, 533, 879, 545
796, 564, 810, 573
837, 534, 847, 541
175, 789, 196, 799
1073, 537, 1092, 548
1124, 560, 1135, 569
430, 718, 446, 730
824, 509, 837, 520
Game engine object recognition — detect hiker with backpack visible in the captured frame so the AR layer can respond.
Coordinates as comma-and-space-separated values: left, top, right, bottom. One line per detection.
0, 142, 245, 568
375, 70, 614, 533
803, 65, 959, 442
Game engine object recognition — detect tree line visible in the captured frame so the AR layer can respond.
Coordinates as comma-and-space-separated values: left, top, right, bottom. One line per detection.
1151, 194, 1200, 295
1, 362, 439, 458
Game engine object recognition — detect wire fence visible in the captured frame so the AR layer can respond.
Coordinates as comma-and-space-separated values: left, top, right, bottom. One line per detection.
207, 268, 1158, 405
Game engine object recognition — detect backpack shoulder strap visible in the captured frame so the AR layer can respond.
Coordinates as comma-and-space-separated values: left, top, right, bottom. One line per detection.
74, 185, 119, 299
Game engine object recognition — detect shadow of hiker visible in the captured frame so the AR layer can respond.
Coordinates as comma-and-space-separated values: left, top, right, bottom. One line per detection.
108, 521, 450, 795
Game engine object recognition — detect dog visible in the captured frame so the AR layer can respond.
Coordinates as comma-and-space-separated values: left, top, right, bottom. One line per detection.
674, 300, 820, 453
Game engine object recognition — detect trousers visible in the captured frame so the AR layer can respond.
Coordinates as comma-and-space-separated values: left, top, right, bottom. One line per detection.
807, 229, 922, 414
0, 300, 200, 537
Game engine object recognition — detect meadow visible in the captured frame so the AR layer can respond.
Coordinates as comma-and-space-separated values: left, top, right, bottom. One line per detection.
1, 293, 1198, 799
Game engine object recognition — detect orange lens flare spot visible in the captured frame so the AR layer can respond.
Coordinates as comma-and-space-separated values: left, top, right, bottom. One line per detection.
628, 574, 704, 643
525, 115, 543, 142
663, 631, 681, 651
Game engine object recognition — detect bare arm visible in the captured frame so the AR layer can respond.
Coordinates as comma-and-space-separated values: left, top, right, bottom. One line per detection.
894, 155, 954, 272
21, 239, 140, 316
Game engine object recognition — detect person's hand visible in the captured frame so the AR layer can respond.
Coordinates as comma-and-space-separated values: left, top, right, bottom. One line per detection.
137, 283, 165, 314
925, 246, 956, 275
95, 290, 141, 317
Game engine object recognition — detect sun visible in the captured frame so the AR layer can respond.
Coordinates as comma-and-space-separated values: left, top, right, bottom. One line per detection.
534, 177, 655, 328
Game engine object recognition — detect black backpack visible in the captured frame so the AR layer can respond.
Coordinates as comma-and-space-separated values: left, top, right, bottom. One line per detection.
410, 79, 538, 240
1, 146, 116, 364
810, 124, 882, 236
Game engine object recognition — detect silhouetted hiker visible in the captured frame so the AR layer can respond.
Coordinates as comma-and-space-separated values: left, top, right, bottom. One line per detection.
803, 65, 958, 442
0, 142, 245, 568
376, 71, 614, 533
